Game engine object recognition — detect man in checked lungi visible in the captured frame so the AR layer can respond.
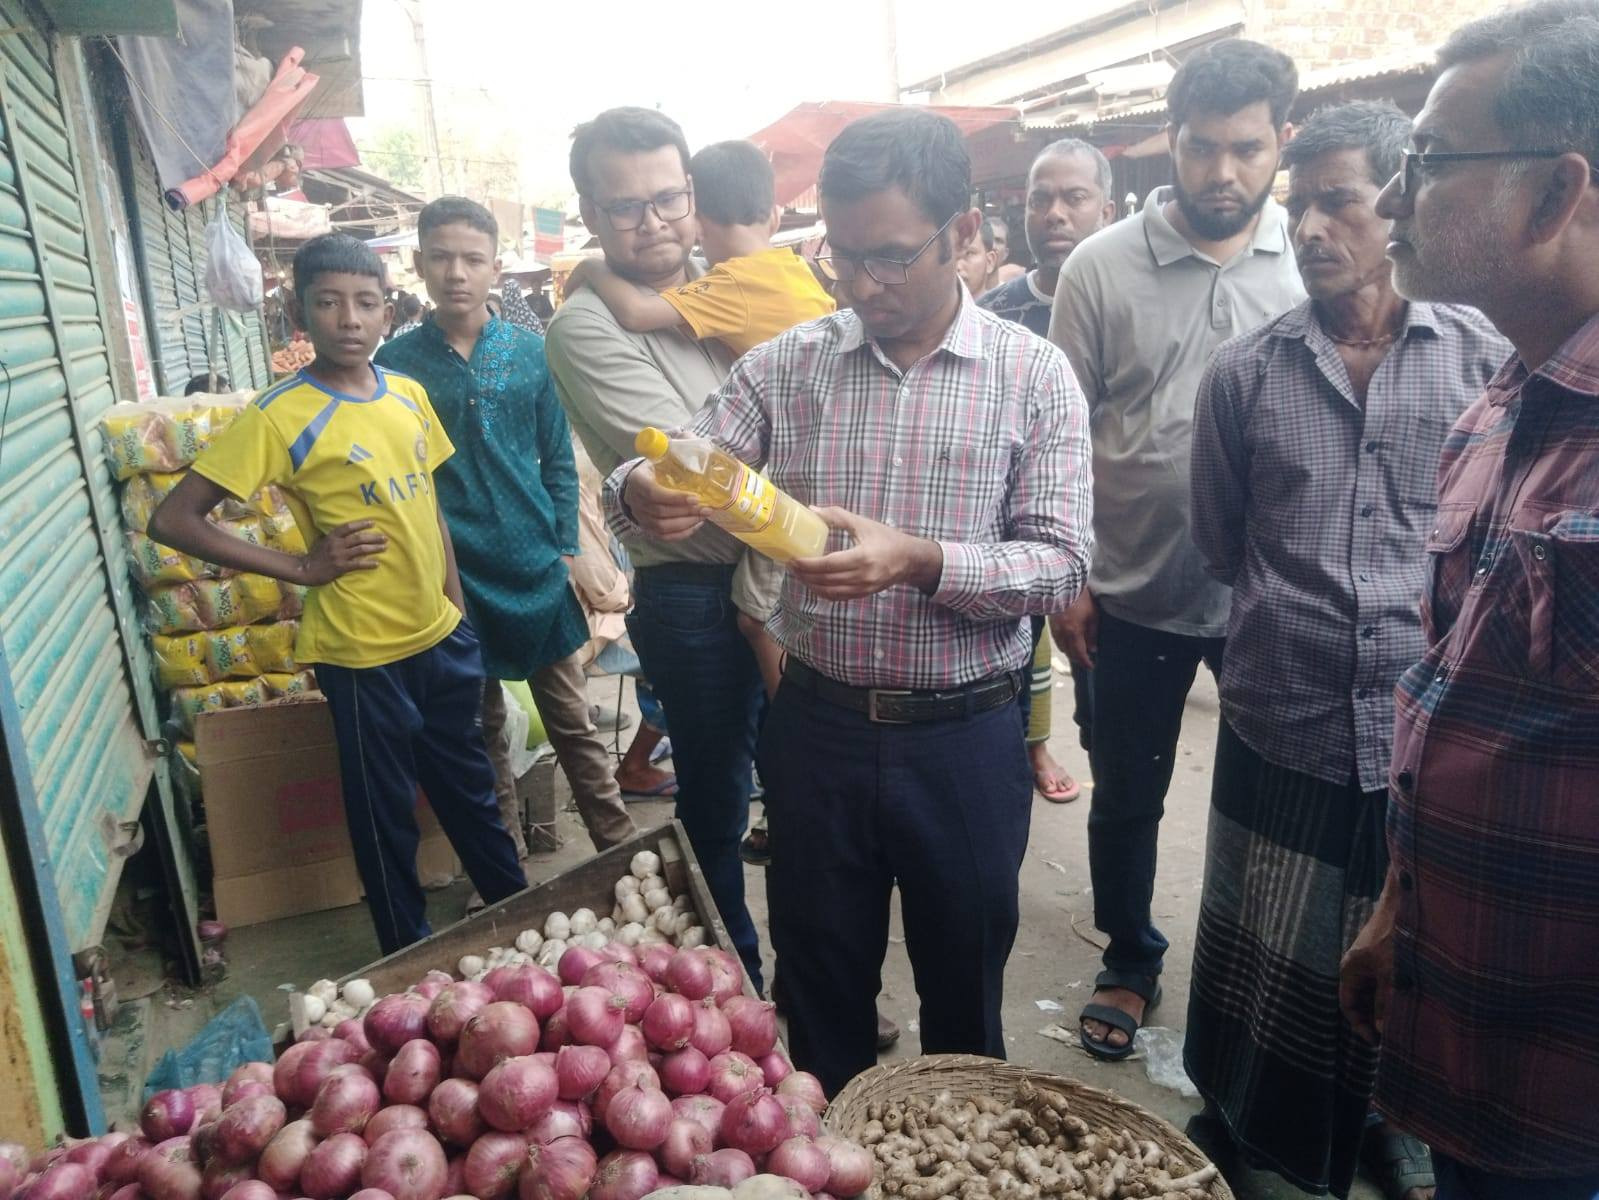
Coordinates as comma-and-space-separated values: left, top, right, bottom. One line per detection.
1185, 102, 1508, 1198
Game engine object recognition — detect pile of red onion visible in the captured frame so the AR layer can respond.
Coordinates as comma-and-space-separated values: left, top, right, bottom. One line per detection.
4, 944, 873, 1200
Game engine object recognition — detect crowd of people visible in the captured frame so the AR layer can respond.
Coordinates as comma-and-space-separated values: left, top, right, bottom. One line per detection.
144, 1, 1599, 1197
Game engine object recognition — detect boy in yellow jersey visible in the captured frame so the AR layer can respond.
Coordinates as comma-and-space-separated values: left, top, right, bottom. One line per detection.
568, 139, 834, 697
149, 234, 526, 954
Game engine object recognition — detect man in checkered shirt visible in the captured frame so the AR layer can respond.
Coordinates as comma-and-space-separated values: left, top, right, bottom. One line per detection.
606, 109, 1093, 1094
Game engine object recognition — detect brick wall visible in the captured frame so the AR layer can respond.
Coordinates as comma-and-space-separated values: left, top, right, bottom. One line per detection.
1252, 0, 1509, 74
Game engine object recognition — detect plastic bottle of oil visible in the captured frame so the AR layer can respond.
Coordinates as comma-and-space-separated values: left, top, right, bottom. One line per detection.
635, 427, 829, 563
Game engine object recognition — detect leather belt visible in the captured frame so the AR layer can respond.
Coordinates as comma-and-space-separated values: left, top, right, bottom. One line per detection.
782, 657, 1023, 725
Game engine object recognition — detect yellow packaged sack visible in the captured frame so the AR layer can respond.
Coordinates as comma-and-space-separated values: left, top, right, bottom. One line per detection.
153, 632, 214, 688
195, 574, 283, 628
170, 682, 227, 735
175, 741, 198, 770
260, 508, 308, 555
100, 395, 250, 479
144, 583, 207, 635
120, 471, 186, 531
204, 621, 297, 679
277, 582, 306, 620
263, 669, 318, 699
127, 531, 212, 588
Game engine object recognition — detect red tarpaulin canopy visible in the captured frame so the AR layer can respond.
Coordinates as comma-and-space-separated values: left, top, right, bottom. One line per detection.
748, 101, 1021, 207
286, 117, 362, 171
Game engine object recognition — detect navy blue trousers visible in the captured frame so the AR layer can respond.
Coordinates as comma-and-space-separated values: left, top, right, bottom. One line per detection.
317, 622, 526, 955
626, 565, 765, 991
761, 676, 1033, 1095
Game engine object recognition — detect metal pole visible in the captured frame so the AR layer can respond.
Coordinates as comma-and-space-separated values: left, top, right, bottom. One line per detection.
400, 0, 447, 197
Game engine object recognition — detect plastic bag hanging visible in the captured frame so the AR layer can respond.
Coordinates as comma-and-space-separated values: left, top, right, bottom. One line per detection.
205, 204, 263, 312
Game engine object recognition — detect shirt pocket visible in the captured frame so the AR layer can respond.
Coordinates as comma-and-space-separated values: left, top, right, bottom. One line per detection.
923, 441, 1012, 540
1542, 512, 1599, 693
1422, 502, 1474, 645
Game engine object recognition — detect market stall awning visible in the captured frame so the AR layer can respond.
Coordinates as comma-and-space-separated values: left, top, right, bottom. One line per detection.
747, 101, 1021, 207
286, 117, 362, 170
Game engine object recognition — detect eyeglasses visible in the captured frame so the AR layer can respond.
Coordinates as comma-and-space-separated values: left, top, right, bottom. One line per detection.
814, 212, 960, 286
598, 188, 693, 232
1395, 148, 1567, 199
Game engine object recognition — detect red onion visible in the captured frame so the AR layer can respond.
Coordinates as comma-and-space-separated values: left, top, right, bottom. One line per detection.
479, 1056, 558, 1131
659, 1045, 711, 1096
23, 1162, 94, 1200
383, 1039, 442, 1105
526, 1100, 591, 1145
298, 1025, 333, 1042
192, 1120, 222, 1168
540, 1008, 569, 1052
706, 1051, 762, 1103
218, 1182, 278, 1200
817, 1135, 874, 1198
29, 1144, 66, 1174
106, 1184, 145, 1200
336, 1018, 374, 1054
444, 1153, 467, 1195
484, 964, 564, 1020
518, 1135, 596, 1200
310, 1067, 381, 1136
669, 1093, 725, 1136
102, 1136, 150, 1187
641, 993, 695, 1052
690, 1148, 756, 1188
664, 950, 713, 1000
218, 1079, 272, 1108
427, 980, 495, 1043
757, 1050, 794, 1086
637, 944, 675, 984
213, 1093, 286, 1165
720, 1087, 788, 1156
565, 986, 628, 1048
256, 1118, 318, 1191
428, 1078, 486, 1148
722, 996, 778, 1058
365, 1103, 429, 1147
581, 962, 653, 1023
779, 1094, 822, 1140
137, 1136, 201, 1200
221, 1063, 273, 1108
595, 941, 639, 966
199, 1157, 254, 1200
364, 992, 432, 1055
702, 949, 744, 1005
607, 1024, 649, 1064
275, 1037, 358, 1107
347, 1190, 398, 1200
689, 1001, 733, 1058
186, 1084, 224, 1125
416, 968, 454, 994
659, 1117, 712, 1178
65, 1130, 127, 1178
361, 1129, 448, 1200
457, 1002, 542, 1079
463, 1131, 526, 1200
301, 1130, 366, 1197
777, 1070, 828, 1114
555, 1044, 610, 1101
603, 1084, 672, 1150
769, 1135, 832, 1191
531, 1050, 558, 1071
557, 945, 605, 986
588, 1149, 657, 1200
141, 1089, 197, 1141
362, 1047, 393, 1087
592, 1061, 660, 1124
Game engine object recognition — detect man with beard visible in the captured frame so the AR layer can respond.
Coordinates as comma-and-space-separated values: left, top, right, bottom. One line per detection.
1186, 101, 1506, 1200
980, 139, 1118, 806
605, 109, 1092, 1094
545, 107, 766, 991
1339, 3, 1599, 1196
1048, 37, 1306, 1060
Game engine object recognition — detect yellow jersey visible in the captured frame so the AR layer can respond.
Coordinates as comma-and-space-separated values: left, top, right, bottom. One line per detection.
192, 366, 461, 669
659, 247, 835, 357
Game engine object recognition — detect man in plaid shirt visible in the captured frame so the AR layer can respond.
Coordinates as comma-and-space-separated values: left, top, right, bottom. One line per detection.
607, 109, 1093, 1093
1339, 4, 1599, 1196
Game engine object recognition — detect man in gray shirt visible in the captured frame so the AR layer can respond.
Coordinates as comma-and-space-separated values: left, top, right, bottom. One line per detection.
1048, 38, 1306, 1060
545, 107, 766, 990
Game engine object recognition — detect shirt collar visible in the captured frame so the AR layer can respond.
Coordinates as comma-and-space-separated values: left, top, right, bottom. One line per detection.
1486, 310, 1599, 407
1142, 186, 1291, 268
1275, 298, 1445, 344
836, 281, 987, 364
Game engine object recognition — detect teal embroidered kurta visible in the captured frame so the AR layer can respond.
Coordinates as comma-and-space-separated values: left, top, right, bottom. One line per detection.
377, 315, 586, 678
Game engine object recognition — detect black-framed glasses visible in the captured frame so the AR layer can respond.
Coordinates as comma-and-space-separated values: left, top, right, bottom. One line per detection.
599, 188, 693, 232
1395, 148, 1566, 199
814, 212, 960, 286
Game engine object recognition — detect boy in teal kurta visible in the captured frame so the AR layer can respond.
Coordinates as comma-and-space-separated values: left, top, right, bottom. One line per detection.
377, 197, 635, 854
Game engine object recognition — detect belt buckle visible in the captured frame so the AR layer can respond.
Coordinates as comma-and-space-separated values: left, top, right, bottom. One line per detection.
867, 688, 914, 724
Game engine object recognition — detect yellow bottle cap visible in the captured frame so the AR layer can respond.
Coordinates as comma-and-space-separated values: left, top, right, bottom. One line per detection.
635, 427, 670, 460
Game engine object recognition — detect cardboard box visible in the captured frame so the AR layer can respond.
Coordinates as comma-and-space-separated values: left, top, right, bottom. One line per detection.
196, 699, 458, 928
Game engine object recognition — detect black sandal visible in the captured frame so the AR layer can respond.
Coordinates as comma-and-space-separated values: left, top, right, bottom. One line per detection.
1078, 968, 1162, 1062
1362, 1126, 1435, 1200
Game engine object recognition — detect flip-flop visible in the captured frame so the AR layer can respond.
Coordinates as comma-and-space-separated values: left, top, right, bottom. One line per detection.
1362, 1127, 1435, 1200
1036, 770, 1082, 804
620, 776, 679, 801
1079, 969, 1162, 1062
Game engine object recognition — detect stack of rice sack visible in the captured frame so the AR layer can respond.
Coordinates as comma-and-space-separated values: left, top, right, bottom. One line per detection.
101, 395, 319, 773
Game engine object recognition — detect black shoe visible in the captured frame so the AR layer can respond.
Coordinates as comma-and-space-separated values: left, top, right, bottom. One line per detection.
1183, 1107, 1241, 1181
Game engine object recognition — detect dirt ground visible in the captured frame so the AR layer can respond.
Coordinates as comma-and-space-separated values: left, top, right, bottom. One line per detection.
109, 665, 1382, 1200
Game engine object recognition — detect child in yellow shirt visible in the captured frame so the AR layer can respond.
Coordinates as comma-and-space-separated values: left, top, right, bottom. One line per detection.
569, 140, 834, 698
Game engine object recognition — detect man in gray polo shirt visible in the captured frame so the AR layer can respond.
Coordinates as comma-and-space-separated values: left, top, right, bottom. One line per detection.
545, 107, 766, 990
1047, 38, 1306, 1060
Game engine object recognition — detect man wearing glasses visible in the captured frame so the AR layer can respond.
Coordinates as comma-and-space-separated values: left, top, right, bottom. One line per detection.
605, 109, 1093, 1094
1339, 4, 1599, 1197
546, 107, 767, 993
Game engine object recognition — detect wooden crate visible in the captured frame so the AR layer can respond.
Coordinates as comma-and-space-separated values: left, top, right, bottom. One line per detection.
335, 820, 747, 997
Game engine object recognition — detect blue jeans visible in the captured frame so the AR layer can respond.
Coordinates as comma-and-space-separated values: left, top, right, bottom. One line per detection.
1435, 1153, 1599, 1200
626, 564, 764, 990
1088, 611, 1224, 978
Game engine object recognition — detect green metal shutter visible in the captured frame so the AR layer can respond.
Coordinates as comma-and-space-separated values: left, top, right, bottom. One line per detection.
0, 5, 162, 955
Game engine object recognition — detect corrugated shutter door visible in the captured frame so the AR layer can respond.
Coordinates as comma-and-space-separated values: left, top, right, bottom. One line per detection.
126, 130, 190, 394
0, 8, 158, 950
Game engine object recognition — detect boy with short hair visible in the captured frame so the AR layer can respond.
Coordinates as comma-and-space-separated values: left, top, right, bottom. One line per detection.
148, 233, 526, 955
376, 197, 636, 854
568, 139, 834, 696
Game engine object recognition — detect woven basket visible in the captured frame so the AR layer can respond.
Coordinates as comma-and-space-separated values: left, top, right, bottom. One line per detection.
825, 1054, 1235, 1200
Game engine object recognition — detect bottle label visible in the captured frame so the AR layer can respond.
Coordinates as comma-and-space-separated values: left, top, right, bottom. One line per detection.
719, 464, 777, 531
